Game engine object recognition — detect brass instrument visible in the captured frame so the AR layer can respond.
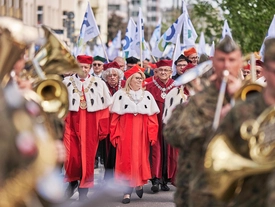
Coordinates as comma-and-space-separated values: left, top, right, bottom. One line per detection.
204, 106, 275, 202
234, 53, 263, 102
0, 17, 38, 87
174, 60, 213, 95
204, 53, 270, 202
174, 60, 213, 87
29, 25, 82, 118
0, 17, 60, 206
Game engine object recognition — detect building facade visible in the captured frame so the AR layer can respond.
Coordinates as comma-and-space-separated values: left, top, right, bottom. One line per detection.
0, 0, 108, 45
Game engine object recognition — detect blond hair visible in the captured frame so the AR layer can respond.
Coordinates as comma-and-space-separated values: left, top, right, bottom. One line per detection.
124, 71, 145, 93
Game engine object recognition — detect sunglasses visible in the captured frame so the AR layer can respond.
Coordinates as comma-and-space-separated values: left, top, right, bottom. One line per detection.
93, 63, 102, 67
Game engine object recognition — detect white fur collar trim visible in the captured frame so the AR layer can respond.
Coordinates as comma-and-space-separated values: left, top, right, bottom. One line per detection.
110, 89, 160, 115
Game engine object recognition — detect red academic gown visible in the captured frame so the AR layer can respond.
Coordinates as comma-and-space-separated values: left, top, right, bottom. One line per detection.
63, 108, 109, 188
103, 80, 125, 170
109, 89, 159, 187
146, 78, 178, 182
63, 75, 111, 188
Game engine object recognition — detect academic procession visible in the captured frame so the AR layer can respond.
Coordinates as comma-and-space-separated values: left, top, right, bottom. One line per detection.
1, 0, 275, 206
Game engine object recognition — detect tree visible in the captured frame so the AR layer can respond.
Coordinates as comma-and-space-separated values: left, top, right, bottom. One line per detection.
192, 0, 275, 54
107, 12, 127, 43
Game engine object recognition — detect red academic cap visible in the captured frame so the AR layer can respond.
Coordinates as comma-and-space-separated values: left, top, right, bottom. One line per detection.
243, 64, 250, 71
184, 47, 197, 57
103, 62, 120, 70
182, 63, 195, 73
77, 55, 93, 64
149, 63, 157, 69
156, 59, 173, 68
124, 65, 145, 80
256, 60, 264, 67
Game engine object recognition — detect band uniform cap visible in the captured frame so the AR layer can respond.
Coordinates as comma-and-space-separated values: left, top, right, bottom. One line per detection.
126, 56, 139, 64
156, 59, 173, 68
124, 65, 145, 80
93, 55, 106, 63
103, 62, 120, 71
77, 55, 93, 64
184, 47, 197, 57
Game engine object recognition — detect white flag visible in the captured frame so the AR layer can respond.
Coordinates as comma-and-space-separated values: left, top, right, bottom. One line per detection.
222, 20, 232, 39
259, 15, 275, 60
152, 13, 184, 58
134, 7, 146, 60
198, 32, 206, 56
122, 18, 138, 59
144, 41, 151, 60
76, 2, 100, 55
182, 0, 198, 47
108, 30, 121, 60
93, 44, 106, 57
209, 41, 215, 57
172, 34, 182, 76
150, 18, 161, 50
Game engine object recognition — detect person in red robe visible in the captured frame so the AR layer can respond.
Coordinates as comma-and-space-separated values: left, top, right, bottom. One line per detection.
146, 59, 177, 192
101, 61, 125, 180
110, 65, 159, 204
63, 55, 112, 200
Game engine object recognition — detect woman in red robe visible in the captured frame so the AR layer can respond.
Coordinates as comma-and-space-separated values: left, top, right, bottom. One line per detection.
110, 65, 159, 204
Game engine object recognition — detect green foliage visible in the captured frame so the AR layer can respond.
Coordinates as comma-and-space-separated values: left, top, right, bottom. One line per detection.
107, 12, 127, 42
192, 0, 275, 53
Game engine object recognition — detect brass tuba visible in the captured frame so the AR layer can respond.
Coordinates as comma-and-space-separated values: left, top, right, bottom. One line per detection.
204, 106, 275, 201
28, 25, 82, 118
0, 17, 38, 87
0, 17, 62, 206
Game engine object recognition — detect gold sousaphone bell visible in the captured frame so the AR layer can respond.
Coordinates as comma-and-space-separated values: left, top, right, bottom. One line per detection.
204, 106, 275, 201
30, 25, 83, 118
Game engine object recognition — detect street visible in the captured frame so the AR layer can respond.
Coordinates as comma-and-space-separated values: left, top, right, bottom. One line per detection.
58, 163, 176, 207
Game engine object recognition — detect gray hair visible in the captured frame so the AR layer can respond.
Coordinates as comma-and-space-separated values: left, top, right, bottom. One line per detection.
101, 68, 124, 81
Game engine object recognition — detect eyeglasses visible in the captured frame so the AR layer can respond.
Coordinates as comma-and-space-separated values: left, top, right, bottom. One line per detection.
158, 69, 172, 73
93, 63, 102, 67
134, 77, 144, 80
107, 74, 118, 77
177, 64, 188, 67
189, 56, 198, 60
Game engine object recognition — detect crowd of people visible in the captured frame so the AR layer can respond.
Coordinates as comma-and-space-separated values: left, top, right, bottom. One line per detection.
2, 17, 275, 207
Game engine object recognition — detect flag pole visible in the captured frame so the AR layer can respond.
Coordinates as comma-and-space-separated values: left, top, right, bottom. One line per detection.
98, 35, 110, 63
145, 43, 157, 62
139, 27, 143, 68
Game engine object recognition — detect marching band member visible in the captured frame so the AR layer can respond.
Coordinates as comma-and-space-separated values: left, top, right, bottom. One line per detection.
164, 35, 243, 207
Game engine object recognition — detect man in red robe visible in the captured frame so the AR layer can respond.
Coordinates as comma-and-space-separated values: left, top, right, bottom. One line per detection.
63, 55, 112, 200
146, 59, 177, 192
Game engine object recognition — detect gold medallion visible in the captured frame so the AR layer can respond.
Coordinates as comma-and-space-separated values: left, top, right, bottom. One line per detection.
80, 100, 87, 109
